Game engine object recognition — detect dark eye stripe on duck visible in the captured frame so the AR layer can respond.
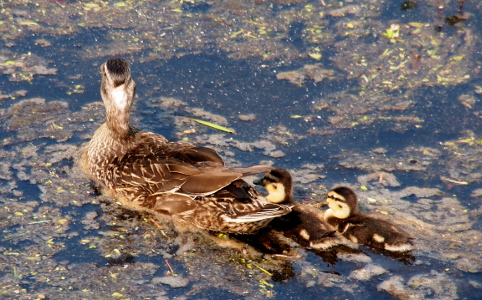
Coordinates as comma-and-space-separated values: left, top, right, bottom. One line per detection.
263, 173, 279, 183
327, 191, 347, 203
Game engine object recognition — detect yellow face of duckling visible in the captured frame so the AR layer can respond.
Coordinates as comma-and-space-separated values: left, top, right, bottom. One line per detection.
257, 169, 293, 204
265, 181, 288, 204
326, 189, 353, 219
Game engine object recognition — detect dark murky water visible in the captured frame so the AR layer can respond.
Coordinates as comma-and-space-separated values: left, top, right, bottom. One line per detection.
1, 0, 481, 299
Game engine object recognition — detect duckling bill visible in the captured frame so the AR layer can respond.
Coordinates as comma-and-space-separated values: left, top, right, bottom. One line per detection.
325, 187, 414, 252
256, 168, 338, 250
80, 58, 291, 234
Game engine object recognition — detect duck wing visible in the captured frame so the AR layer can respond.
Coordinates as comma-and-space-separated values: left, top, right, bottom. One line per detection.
161, 142, 225, 166
130, 134, 225, 166
221, 202, 292, 223
139, 179, 291, 233
110, 152, 273, 197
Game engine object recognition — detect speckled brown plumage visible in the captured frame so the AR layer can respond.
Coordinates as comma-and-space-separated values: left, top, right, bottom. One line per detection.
80, 58, 291, 233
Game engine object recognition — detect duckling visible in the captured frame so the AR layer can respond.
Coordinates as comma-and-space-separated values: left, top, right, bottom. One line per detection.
255, 168, 339, 250
325, 187, 413, 252
80, 58, 291, 234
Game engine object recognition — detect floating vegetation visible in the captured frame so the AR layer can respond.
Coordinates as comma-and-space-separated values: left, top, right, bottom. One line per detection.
1, 81, 481, 298
0, 53, 57, 82
1, 0, 482, 299
187, 117, 235, 133
276, 64, 337, 85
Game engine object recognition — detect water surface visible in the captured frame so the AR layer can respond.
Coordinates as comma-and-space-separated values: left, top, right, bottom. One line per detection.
0, 0, 481, 299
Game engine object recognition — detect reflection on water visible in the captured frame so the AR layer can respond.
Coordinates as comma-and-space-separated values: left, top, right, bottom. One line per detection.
1, 0, 481, 299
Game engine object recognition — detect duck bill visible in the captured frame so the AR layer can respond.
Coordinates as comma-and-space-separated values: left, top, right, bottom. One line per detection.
253, 178, 264, 186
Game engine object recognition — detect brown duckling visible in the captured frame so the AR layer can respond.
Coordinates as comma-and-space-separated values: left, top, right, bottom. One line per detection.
325, 187, 413, 252
80, 58, 291, 234
255, 168, 339, 250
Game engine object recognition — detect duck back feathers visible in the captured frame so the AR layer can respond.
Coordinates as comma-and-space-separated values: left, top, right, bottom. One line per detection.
80, 58, 290, 234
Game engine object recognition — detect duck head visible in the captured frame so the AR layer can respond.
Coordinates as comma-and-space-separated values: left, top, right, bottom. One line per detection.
255, 168, 293, 204
326, 186, 358, 219
100, 58, 137, 139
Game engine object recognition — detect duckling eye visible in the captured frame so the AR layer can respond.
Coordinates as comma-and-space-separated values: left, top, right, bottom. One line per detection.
338, 204, 343, 209
272, 185, 278, 190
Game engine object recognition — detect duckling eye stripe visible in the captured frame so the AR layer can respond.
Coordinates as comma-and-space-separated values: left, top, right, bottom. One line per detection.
264, 174, 278, 182
328, 192, 346, 203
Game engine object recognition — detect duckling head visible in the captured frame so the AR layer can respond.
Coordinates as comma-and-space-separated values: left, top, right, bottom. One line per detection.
326, 186, 358, 219
254, 168, 293, 204
100, 58, 137, 137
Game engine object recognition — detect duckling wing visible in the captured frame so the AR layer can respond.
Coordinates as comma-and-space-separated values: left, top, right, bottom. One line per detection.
362, 217, 413, 251
271, 205, 336, 249
341, 215, 413, 251
294, 206, 336, 237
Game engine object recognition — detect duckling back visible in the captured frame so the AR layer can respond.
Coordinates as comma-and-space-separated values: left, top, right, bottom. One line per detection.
256, 168, 339, 249
270, 204, 339, 250
325, 187, 413, 252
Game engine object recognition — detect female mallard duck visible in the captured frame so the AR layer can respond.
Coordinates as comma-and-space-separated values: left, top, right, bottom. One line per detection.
80, 58, 291, 234
255, 168, 339, 250
324, 187, 413, 252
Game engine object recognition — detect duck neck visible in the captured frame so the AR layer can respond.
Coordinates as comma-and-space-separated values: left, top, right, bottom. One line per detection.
105, 104, 132, 140
102, 79, 134, 140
